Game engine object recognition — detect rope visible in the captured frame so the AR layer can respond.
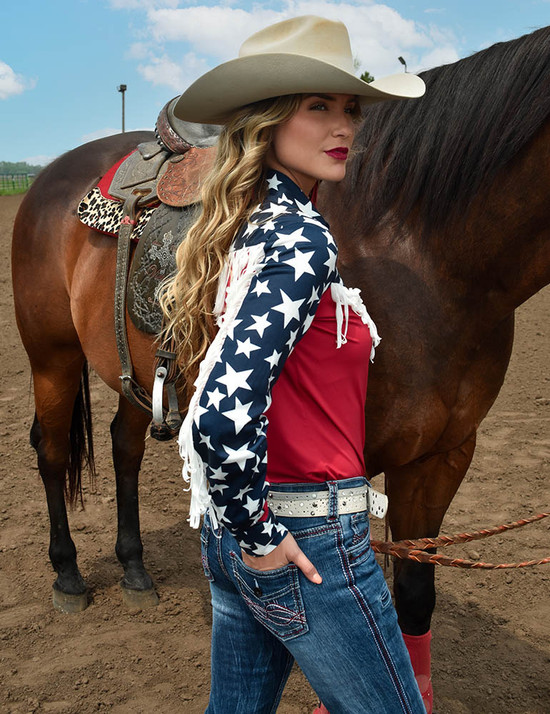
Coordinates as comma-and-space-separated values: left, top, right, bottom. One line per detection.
371, 512, 549, 569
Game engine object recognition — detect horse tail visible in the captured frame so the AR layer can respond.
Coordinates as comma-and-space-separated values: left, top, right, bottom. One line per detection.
67, 362, 96, 507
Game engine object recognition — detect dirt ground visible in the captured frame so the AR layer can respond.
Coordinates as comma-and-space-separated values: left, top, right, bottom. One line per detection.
0, 192, 548, 714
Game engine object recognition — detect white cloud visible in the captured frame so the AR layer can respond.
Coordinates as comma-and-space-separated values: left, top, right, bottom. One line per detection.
108, 0, 179, 9
147, 6, 281, 59
23, 155, 56, 167
126, 42, 151, 60
81, 127, 121, 143
138, 51, 210, 91
114, 1, 462, 88
417, 45, 460, 71
0, 61, 34, 100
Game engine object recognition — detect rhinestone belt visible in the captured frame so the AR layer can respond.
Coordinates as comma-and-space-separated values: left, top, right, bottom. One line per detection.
267, 484, 388, 519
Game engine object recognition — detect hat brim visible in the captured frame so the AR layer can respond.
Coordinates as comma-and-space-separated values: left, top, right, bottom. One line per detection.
173, 53, 425, 124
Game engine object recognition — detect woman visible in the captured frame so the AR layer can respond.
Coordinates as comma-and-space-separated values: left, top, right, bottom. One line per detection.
160, 15, 426, 714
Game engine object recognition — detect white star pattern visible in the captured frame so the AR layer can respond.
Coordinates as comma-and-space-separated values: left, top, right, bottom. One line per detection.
216, 363, 253, 397
287, 248, 315, 280
308, 284, 320, 306
251, 279, 271, 298
294, 199, 320, 219
194, 404, 207, 427
266, 174, 282, 190
285, 328, 299, 351
265, 349, 282, 369
243, 495, 261, 516
222, 445, 256, 471
210, 482, 229, 495
224, 397, 254, 434
236, 484, 254, 501
272, 227, 309, 250
235, 337, 260, 358
263, 201, 288, 218
183, 170, 348, 558
272, 290, 305, 327
206, 387, 224, 410
246, 312, 272, 338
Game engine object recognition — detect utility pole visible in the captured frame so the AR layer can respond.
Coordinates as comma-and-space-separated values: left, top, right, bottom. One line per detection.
117, 84, 127, 133
398, 56, 407, 73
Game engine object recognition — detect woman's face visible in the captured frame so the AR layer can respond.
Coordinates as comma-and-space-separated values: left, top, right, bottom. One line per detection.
266, 93, 358, 195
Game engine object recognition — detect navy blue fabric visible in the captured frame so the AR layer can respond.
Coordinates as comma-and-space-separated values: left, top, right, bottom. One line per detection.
192, 171, 339, 556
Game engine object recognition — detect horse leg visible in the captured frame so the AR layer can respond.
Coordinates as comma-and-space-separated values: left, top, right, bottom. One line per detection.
31, 353, 90, 613
385, 432, 477, 714
110, 395, 159, 608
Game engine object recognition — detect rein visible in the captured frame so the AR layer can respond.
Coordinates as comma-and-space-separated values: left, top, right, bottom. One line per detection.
373, 512, 550, 569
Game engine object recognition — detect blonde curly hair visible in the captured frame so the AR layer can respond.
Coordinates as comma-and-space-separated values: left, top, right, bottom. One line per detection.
158, 94, 303, 404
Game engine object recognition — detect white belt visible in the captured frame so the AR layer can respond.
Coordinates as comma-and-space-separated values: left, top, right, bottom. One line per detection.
267, 484, 388, 519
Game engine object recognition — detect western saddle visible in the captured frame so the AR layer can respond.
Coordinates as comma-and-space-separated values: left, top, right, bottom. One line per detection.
111, 97, 220, 441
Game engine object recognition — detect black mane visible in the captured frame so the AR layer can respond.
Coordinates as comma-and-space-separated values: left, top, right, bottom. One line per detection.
346, 25, 550, 234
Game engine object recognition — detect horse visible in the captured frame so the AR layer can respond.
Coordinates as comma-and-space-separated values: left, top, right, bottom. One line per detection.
11, 21, 550, 699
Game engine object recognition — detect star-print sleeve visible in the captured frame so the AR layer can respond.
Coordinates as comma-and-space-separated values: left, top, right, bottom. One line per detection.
192, 219, 338, 556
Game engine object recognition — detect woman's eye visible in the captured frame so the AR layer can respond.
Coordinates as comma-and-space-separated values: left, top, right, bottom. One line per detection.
309, 103, 327, 111
345, 105, 357, 114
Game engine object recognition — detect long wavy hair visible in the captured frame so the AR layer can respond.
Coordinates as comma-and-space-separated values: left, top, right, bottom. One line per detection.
158, 94, 303, 402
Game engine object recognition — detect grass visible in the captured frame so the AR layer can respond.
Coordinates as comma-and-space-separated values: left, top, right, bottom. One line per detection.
0, 186, 29, 196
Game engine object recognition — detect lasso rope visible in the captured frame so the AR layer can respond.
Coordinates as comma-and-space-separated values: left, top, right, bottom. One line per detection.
372, 512, 549, 569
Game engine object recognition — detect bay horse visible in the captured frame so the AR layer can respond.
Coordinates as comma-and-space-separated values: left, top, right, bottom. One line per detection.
11, 20, 549, 692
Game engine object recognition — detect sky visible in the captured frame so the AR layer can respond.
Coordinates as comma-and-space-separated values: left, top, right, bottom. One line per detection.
1, 0, 548, 165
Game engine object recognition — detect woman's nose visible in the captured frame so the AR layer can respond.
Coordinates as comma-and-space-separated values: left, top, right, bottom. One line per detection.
333, 116, 354, 138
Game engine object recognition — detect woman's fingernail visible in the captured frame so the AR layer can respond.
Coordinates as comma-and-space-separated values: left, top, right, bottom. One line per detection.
313, 573, 322, 584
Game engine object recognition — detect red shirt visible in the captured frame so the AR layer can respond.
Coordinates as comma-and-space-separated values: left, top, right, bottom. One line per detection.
266, 288, 372, 483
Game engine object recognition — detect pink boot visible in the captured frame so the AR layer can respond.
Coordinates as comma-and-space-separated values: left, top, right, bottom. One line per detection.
402, 630, 433, 714
312, 704, 330, 714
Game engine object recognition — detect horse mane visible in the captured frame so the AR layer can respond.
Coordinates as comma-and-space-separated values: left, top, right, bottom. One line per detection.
346, 24, 550, 235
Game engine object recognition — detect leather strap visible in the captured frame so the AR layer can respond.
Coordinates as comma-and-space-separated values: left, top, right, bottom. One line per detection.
114, 196, 183, 439
115, 191, 155, 414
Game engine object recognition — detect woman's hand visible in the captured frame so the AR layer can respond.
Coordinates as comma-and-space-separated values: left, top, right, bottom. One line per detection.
241, 532, 322, 584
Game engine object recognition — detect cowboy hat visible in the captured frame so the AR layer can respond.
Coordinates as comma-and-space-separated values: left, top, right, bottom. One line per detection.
173, 15, 426, 124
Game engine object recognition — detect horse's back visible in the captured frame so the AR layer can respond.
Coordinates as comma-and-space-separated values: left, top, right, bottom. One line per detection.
12, 131, 154, 366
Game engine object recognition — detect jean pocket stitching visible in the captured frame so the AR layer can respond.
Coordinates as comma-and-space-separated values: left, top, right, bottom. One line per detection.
230, 554, 309, 641
200, 528, 215, 582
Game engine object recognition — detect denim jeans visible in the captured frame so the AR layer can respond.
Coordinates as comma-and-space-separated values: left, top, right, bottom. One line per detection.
201, 477, 425, 714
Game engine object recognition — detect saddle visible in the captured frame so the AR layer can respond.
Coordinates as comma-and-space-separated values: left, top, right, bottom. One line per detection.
108, 95, 219, 210
93, 97, 220, 440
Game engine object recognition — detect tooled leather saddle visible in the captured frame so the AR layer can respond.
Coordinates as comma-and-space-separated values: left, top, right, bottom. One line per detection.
81, 97, 220, 439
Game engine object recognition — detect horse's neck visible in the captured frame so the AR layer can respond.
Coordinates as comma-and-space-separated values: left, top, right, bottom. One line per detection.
333, 121, 549, 330
443, 120, 550, 317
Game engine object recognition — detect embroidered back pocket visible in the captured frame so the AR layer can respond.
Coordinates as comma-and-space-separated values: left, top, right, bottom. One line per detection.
200, 523, 215, 582
230, 553, 309, 642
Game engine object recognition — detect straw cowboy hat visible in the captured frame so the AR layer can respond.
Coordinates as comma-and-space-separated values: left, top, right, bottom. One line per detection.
174, 15, 426, 124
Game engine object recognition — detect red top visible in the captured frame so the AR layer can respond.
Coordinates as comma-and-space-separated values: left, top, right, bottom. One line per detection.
266, 288, 372, 483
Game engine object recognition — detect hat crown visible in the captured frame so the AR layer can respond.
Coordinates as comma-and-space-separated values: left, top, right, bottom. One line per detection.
239, 15, 354, 74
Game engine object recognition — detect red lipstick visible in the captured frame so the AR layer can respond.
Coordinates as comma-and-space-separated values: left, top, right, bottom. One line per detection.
325, 147, 349, 160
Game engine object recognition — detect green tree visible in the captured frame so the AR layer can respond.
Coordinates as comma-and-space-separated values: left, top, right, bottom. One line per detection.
0, 161, 44, 175
360, 70, 375, 83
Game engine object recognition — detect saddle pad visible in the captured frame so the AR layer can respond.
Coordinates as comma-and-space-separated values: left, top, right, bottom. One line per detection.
77, 187, 157, 240
127, 202, 200, 334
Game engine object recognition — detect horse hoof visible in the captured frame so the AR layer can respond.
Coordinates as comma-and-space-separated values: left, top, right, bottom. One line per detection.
52, 587, 88, 614
120, 584, 159, 609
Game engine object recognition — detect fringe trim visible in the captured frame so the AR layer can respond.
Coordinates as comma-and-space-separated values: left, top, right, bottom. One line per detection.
178, 243, 266, 528
330, 282, 381, 361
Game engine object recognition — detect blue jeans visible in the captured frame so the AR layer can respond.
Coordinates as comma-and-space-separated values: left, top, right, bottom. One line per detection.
201, 477, 425, 714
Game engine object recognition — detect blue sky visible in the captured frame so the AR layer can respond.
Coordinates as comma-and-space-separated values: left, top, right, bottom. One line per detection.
1, 0, 548, 165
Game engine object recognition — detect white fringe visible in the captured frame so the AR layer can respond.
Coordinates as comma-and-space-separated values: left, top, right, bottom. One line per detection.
330, 282, 381, 361
178, 243, 266, 528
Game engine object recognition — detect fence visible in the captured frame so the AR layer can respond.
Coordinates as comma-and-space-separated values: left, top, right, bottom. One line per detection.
0, 173, 35, 193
